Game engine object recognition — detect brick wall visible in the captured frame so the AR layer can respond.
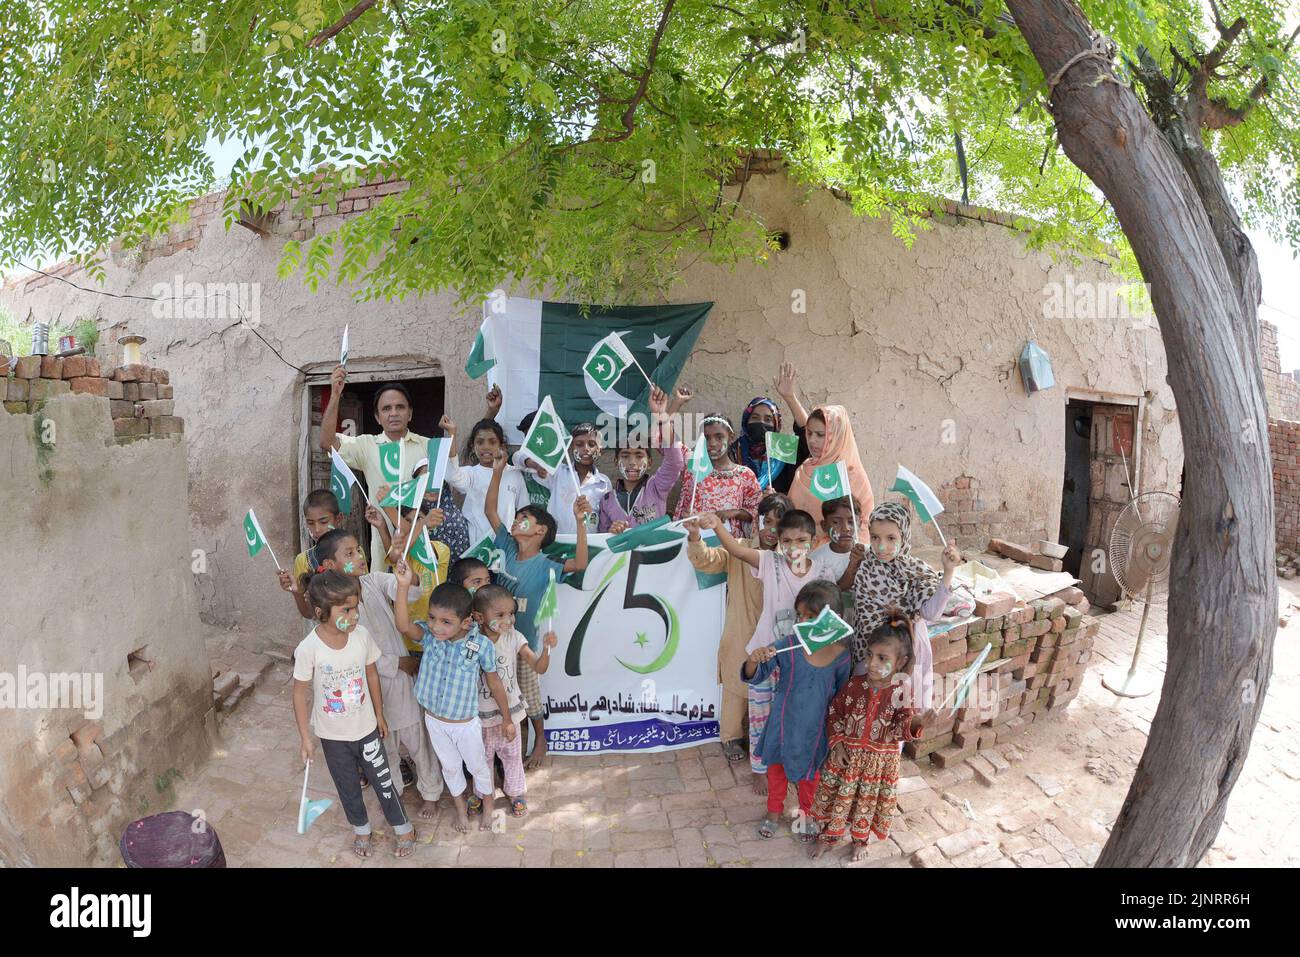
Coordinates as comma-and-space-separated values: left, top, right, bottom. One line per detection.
1260, 320, 1300, 422
1270, 419, 1300, 560
2, 353, 182, 439
907, 591, 1099, 768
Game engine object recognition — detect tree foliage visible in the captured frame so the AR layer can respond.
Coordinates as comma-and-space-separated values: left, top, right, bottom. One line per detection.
1, 0, 1296, 303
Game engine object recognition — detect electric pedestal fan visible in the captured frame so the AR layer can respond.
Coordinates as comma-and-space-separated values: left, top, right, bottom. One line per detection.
1102, 490, 1180, 698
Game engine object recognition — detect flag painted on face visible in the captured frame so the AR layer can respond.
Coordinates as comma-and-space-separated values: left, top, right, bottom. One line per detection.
466, 297, 712, 443
688, 433, 714, 483
243, 509, 269, 557
809, 461, 850, 502
793, 606, 853, 653
521, 396, 570, 473
890, 465, 946, 525
330, 449, 357, 514
766, 431, 799, 465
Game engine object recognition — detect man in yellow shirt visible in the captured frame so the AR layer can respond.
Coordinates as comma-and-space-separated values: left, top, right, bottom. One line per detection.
320, 365, 429, 564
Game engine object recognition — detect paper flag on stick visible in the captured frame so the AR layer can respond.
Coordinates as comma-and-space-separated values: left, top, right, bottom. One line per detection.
766, 431, 799, 465
809, 461, 850, 502
340, 324, 349, 366
297, 760, 333, 834
425, 436, 453, 493
792, 606, 854, 653
890, 465, 945, 524
534, 568, 559, 629
381, 478, 424, 509
242, 508, 282, 570
941, 642, 993, 711
688, 433, 714, 482
330, 449, 358, 514
401, 474, 431, 556
466, 535, 507, 573
521, 396, 571, 473
410, 526, 440, 570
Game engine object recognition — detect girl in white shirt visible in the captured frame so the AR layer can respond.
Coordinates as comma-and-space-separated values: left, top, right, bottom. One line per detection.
444, 417, 528, 550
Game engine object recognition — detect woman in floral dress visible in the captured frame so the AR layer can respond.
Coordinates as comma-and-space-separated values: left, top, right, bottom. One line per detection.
674, 413, 762, 537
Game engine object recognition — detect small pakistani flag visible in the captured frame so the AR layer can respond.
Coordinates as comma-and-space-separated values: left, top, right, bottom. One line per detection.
243, 509, 269, 557
943, 642, 992, 710
583, 332, 636, 392
339, 324, 350, 366
465, 325, 497, 380
382, 478, 424, 509
410, 526, 440, 570
890, 464, 945, 525
329, 449, 357, 514
793, 606, 854, 653
809, 461, 850, 502
766, 431, 799, 465
688, 433, 714, 482
379, 441, 402, 484
425, 436, 453, 492
521, 396, 571, 473
297, 762, 333, 834
466, 534, 507, 572
534, 568, 559, 629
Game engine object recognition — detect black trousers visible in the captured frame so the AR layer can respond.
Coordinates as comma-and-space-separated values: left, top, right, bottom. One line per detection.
320, 728, 412, 835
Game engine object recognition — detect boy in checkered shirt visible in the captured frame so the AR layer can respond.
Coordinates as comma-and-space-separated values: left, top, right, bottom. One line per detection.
394, 576, 515, 833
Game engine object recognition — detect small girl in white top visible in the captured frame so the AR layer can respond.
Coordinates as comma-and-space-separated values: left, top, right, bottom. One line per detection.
443, 415, 529, 549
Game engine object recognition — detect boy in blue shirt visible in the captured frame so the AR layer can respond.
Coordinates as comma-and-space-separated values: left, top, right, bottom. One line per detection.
394, 578, 515, 833
485, 449, 591, 768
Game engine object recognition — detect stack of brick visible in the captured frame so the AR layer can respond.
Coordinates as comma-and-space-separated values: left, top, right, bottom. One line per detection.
904, 591, 1098, 769
1, 354, 181, 443
1269, 418, 1300, 556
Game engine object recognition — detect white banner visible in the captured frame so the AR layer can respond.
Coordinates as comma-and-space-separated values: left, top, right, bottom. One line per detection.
539, 532, 726, 753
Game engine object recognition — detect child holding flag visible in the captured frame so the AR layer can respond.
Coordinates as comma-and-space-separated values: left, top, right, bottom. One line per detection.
810, 608, 936, 860
787, 405, 874, 535
279, 489, 345, 620
471, 584, 558, 820
292, 571, 416, 858
685, 493, 791, 774
839, 501, 962, 710
515, 421, 612, 536
672, 413, 761, 537
742, 580, 852, 841
486, 449, 592, 767
302, 529, 445, 821
367, 503, 450, 653
812, 496, 861, 623
601, 384, 689, 532
443, 416, 530, 550
729, 362, 811, 493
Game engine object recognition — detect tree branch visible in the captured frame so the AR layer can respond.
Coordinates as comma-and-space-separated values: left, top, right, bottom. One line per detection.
603, 0, 678, 143
309, 0, 377, 49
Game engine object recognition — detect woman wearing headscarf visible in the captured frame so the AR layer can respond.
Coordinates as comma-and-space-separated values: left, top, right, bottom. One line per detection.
730, 362, 812, 495
839, 500, 962, 711
787, 404, 875, 537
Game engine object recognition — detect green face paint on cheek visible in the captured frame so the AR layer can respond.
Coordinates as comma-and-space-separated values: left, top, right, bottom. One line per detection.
343, 561, 356, 574
336, 617, 353, 631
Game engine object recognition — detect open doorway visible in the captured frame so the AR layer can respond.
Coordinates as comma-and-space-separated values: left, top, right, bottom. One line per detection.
1061, 396, 1140, 607
298, 361, 446, 562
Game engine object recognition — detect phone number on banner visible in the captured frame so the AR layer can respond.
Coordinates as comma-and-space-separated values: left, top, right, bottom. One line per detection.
545, 719, 720, 753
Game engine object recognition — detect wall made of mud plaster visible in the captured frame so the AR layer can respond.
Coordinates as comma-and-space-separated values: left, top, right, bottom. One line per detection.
0, 395, 214, 866
0, 171, 1182, 645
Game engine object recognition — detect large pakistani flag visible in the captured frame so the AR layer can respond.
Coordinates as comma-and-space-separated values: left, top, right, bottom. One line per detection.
467, 297, 713, 442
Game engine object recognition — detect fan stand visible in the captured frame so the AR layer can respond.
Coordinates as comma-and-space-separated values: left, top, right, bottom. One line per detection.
1102, 578, 1157, 698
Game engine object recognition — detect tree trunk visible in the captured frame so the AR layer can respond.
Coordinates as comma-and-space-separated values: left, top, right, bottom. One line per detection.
1004, 0, 1276, 866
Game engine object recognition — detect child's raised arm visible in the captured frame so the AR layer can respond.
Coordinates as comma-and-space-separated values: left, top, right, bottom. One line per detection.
392, 562, 426, 644
484, 449, 508, 533
775, 361, 810, 428
520, 631, 558, 675
702, 511, 760, 569
838, 542, 866, 591
564, 497, 591, 573
280, 570, 314, 619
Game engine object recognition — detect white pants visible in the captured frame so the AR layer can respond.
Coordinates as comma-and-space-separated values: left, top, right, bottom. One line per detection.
424, 714, 493, 798
388, 721, 443, 803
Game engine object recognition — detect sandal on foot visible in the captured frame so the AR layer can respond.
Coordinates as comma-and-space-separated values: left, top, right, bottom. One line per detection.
756, 819, 778, 839
510, 798, 528, 817
721, 740, 746, 763
352, 834, 373, 858
394, 833, 416, 858
466, 795, 484, 816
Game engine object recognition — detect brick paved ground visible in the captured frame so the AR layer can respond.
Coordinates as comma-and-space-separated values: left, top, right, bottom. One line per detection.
169, 598, 1300, 868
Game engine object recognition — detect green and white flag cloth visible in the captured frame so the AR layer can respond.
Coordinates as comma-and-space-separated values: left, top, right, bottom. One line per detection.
425, 436, 453, 492
521, 396, 571, 473
466, 297, 713, 443
793, 606, 854, 653
410, 526, 440, 570
890, 464, 945, 525
688, 433, 714, 482
378, 441, 402, 484
329, 449, 358, 514
381, 478, 424, 509
534, 568, 559, 629
583, 331, 637, 392
466, 534, 507, 573
943, 642, 992, 710
242, 508, 281, 569
809, 461, 850, 502
339, 324, 350, 366
766, 431, 800, 465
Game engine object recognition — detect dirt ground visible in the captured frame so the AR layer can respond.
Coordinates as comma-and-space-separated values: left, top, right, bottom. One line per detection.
168, 595, 1299, 868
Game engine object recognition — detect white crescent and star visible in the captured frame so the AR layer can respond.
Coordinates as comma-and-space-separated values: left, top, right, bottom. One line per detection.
529, 418, 564, 459
244, 524, 259, 548
812, 470, 841, 497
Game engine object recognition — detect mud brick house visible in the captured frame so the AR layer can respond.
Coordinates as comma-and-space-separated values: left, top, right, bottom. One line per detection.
2, 165, 1184, 644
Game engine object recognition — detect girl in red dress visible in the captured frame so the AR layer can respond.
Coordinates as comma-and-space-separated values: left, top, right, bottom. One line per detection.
810, 608, 935, 860
674, 413, 762, 537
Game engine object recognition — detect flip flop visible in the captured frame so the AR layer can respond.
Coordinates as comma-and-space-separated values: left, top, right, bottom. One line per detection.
510, 798, 528, 817
721, 740, 747, 763
756, 819, 778, 839
352, 834, 372, 858
394, 833, 416, 858
466, 794, 484, 816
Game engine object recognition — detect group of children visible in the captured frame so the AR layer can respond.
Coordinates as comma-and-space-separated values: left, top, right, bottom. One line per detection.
283, 358, 964, 860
